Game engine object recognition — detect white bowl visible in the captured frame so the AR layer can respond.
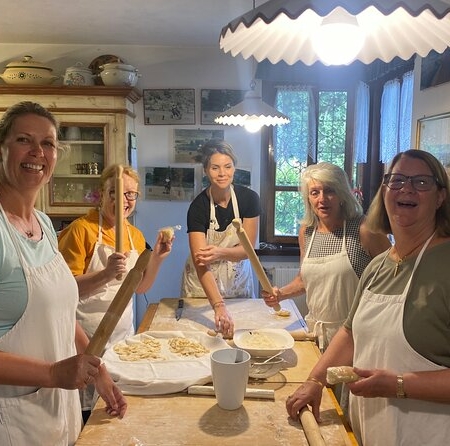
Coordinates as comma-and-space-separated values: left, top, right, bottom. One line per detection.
233, 328, 294, 358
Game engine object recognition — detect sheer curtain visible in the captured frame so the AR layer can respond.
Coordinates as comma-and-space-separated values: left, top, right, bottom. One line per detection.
353, 81, 370, 163
380, 70, 414, 163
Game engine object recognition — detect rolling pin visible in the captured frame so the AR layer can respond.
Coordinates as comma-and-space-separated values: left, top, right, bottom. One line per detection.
299, 406, 326, 446
115, 165, 124, 280
85, 249, 151, 356
188, 385, 274, 400
232, 219, 281, 311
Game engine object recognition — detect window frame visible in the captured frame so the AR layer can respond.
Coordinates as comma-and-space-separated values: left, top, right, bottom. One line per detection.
260, 84, 356, 246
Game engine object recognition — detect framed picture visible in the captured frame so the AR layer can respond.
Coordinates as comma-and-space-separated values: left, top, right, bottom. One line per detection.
202, 167, 251, 188
143, 165, 201, 201
200, 89, 246, 125
417, 113, 450, 166
172, 128, 224, 163
128, 132, 138, 169
143, 89, 195, 125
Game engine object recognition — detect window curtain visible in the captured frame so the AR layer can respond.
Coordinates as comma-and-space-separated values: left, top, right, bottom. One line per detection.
380, 79, 400, 163
353, 81, 370, 163
399, 70, 414, 152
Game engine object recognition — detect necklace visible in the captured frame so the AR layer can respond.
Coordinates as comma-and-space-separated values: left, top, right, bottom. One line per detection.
9, 214, 35, 238
392, 237, 430, 277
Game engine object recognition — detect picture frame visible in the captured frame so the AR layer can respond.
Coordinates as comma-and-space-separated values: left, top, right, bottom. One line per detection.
143, 89, 195, 125
172, 128, 224, 163
200, 89, 246, 125
417, 113, 450, 166
128, 132, 138, 169
143, 164, 201, 201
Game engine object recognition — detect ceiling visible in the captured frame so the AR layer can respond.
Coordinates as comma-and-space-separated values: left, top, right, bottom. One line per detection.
0, 0, 263, 48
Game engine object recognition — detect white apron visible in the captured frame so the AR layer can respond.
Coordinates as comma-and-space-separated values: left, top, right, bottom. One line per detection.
0, 206, 81, 446
76, 213, 139, 347
301, 221, 359, 351
181, 186, 254, 298
350, 234, 450, 446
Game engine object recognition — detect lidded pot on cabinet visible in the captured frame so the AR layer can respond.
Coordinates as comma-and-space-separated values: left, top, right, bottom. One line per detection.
63, 62, 95, 86
99, 62, 140, 87
0, 55, 59, 85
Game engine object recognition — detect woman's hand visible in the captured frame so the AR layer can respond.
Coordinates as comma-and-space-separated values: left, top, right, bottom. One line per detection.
153, 232, 173, 260
195, 245, 223, 266
347, 367, 398, 398
94, 364, 128, 418
49, 354, 102, 390
262, 287, 282, 308
105, 252, 129, 281
213, 303, 234, 338
286, 380, 324, 422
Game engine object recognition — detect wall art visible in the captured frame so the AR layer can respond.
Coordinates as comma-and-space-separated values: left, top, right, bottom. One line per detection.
143, 89, 195, 125
172, 128, 224, 163
417, 113, 450, 166
200, 89, 246, 125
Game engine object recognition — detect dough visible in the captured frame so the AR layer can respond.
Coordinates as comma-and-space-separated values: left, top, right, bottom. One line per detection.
326, 366, 360, 385
275, 309, 291, 317
159, 226, 174, 242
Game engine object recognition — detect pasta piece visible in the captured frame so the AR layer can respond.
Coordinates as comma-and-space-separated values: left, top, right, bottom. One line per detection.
168, 337, 209, 357
159, 226, 174, 242
326, 366, 360, 385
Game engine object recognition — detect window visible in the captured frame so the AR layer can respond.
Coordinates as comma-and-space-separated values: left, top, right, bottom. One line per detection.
262, 86, 354, 244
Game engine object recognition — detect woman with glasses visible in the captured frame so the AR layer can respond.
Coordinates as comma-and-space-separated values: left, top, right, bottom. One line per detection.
286, 150, 450, 445
58, 163, 173, 420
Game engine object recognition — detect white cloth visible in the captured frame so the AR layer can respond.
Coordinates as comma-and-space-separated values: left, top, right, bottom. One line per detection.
181, 186, 254, 298
301, 221, 359, 351
350, 234, 450, 446
0, 205, 81, 446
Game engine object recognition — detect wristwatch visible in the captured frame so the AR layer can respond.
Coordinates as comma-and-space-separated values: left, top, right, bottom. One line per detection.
396, 375, 407, 398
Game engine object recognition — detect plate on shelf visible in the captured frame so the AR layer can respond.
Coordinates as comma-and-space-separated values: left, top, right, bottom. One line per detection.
89, 54, 123, 85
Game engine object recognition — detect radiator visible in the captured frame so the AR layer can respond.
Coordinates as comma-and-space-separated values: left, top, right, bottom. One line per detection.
263, 266, 307, 317
266, 266, 299, 286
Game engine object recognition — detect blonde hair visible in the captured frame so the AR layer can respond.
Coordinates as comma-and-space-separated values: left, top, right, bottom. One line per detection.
100, 164, 141, 193
300, 162, 362, 227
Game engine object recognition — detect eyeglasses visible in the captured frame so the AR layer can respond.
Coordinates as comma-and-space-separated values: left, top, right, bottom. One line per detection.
109, 190, 140, 201
383, 173, 438, 192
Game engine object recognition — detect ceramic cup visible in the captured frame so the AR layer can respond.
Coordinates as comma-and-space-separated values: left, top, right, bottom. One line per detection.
210, 348, 250, 410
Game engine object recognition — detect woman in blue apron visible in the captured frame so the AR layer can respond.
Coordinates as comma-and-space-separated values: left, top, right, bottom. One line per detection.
286, 150, 450, 445
0, 102, 127, 446
181, 140, 260, 337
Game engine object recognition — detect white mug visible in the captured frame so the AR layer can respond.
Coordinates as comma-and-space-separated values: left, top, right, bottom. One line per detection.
210, 348, 250, 410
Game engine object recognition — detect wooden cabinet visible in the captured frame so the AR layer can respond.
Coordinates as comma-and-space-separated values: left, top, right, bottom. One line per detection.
0, 86, 141, 218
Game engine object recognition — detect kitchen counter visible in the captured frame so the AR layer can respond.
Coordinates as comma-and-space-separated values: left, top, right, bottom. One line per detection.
75, 298, 357, 446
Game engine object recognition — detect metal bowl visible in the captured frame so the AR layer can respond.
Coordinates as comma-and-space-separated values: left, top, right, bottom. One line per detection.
249, 357, 286, 379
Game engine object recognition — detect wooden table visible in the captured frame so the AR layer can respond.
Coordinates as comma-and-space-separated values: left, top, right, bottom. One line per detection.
75, 298, 357, 446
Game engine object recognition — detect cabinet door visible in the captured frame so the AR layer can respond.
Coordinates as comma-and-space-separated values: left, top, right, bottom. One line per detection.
42, 114, 117, 216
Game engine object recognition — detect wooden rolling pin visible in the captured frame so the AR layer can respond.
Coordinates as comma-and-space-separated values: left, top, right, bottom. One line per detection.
299, 406, 326, 446
232, 219, 281, 311
85, 249, 151, 356
188, 385, 274, 400
115, 165, 124, 280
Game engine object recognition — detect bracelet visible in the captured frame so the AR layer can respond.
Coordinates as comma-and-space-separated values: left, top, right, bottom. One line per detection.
306, 376, 325, 388
396, 375, 407, 398
212, 301, 225, 309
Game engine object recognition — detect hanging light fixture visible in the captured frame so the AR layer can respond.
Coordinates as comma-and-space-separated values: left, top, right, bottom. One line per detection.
219, 0, 450, 66
214, 79, 290, 133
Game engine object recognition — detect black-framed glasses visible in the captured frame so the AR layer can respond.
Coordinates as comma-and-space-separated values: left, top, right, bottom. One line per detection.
383, 173, 438, 192
109, 190, 140, 201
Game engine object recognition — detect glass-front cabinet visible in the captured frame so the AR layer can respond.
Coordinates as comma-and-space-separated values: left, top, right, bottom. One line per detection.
0, 86, 141, 220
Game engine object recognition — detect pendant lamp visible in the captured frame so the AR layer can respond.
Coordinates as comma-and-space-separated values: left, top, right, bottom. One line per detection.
214, 79, 290, 133
219, 0, 450, 66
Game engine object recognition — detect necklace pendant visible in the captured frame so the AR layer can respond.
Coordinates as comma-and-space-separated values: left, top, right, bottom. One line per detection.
394, 262, 400, 277
25, 230, 33, 238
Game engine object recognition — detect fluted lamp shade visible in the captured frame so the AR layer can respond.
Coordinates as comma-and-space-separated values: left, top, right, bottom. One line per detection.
219, 0, 450, 66
214, 89, 290, 133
